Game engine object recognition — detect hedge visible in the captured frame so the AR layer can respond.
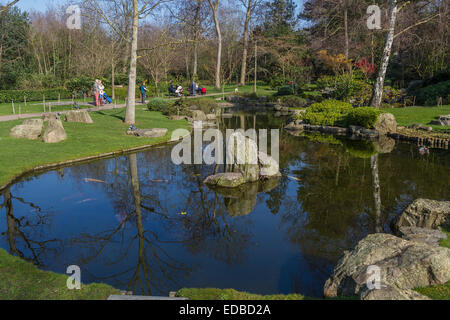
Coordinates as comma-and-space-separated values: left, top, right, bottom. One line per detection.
0, 88, 71, 103
297, 99, 382, 129
346, 107, 382, 128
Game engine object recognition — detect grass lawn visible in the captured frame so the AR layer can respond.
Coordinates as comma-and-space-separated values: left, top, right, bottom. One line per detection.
0, 249, 120, 299
381, 105, 450, 132
0, 108, 190, 188
176, 288, 305, 300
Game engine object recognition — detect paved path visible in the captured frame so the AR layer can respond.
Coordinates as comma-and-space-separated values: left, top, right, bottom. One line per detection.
0, 92, 233, 122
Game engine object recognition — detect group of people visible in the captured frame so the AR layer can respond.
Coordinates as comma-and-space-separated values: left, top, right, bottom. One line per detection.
93, 79, 112, 107
169, 81, 207, 97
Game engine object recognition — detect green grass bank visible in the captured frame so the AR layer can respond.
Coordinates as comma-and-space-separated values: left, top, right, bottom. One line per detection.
0, 108, 190, 188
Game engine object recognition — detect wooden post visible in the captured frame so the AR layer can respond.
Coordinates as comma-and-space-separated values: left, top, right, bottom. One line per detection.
24, 96, 27, 107
19, 103, 21, 116
72, 95, 74, 103
43, 95, 46, 113
83, 93, 86, 103
11, 101, 15, 114
58, 93, 61, 104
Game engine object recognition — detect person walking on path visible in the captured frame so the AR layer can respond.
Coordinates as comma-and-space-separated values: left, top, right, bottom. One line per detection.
98, 80, 105, 106
139, 82, 148, 104
93, 79, 100, 107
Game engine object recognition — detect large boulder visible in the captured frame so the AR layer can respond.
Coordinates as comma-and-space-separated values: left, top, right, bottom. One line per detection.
43, 119, 67, 143
374, 113, 397, 135
229, 132, 259, 182
394, 199, 450, 231
65, 110, 93, 123
324, 233, 450, 300
258, 151, 280, 177
10, 119, 43, 140
191, 110, 207, 121
126, 128, 168, 138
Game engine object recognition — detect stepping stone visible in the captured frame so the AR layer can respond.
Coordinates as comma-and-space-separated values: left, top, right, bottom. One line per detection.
126, 128, 168, 138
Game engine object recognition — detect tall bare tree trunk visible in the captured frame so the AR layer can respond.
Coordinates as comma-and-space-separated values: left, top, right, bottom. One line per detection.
371, 0, 398, 109
208, 0, 222, 90
192, 0, 203, 78
239, 0, 252, 86
125, 0, 139, 124
344, 8, 349, 60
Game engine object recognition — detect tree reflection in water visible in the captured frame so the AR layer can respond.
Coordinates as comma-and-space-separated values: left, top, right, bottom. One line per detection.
0, 112, 448, 297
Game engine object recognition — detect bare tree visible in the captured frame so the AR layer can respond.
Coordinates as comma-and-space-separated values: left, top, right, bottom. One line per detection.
83, 0, 170, 124
0, 0, 19, 15
207, 0, 222, 89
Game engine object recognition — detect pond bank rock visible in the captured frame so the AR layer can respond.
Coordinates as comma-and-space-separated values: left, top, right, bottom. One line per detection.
397, 226, 448, 247
43, 119, 67, 143
374, 113, 397, 135
65, 110, 93, 123
394, 199, 450, 231
323, 233, 450, 300
10, 119, 43, 140
126, 128, 168, 138
430, 115, 450, 126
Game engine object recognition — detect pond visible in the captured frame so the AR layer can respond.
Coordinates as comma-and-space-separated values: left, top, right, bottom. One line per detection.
1, 112, 449, 298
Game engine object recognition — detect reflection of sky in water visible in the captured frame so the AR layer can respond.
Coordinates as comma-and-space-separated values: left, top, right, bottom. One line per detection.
1, 113, 449, 298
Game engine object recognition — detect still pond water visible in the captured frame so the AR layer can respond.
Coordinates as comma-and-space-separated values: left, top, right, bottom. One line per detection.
1, 112, 449, 297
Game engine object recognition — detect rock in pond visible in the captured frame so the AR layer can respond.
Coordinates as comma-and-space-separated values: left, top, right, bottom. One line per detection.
204, 172, 247, 188
374, 113, 397, 135
43, 119, 67, 143
170, 115, 188, 121
394, 199, 450, 231
258, 151, 280, 177
323, 233, 450, 300
65, 110, 93, 123
191, 110, 207, 121
127, 128, 168, 138
10, 119, 44, 140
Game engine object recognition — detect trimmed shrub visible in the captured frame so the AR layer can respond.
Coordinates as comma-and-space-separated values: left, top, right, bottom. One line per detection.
346, 107, 381, 128
280, 95, 307, 108
303, 99, 353, 126
147, 97, 170, 111
0, 88, 70, 103
277, 85, 294, 96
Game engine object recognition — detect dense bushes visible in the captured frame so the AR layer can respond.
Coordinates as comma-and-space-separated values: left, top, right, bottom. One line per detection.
0, 88, 70, 103
277, 85, 294, 96
301, 100, 353, 126
280, 95, 307, 108
65, 76, 93, 97
346, 107, 381, 128
417, 81, 449, 106
317, 74, 373, 106
147, 97, 171, 111
297, 99, 382, 128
